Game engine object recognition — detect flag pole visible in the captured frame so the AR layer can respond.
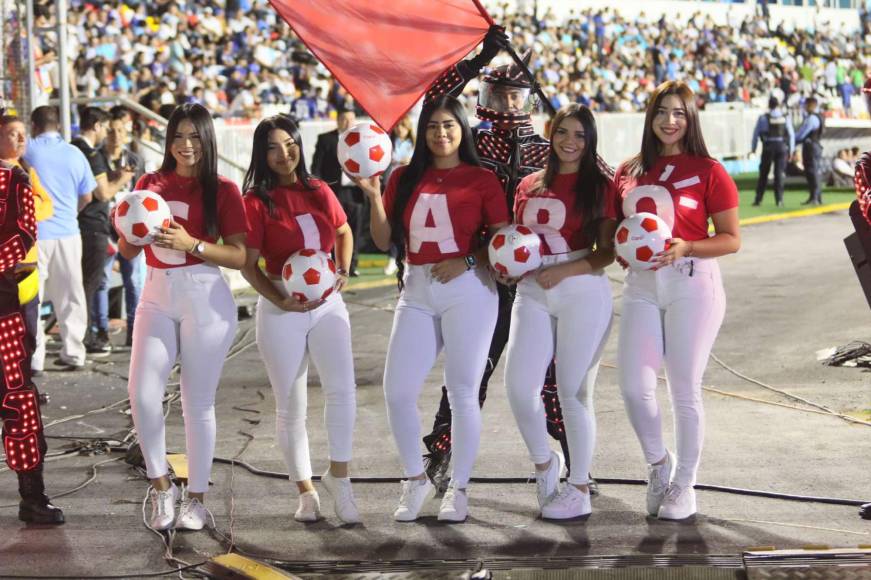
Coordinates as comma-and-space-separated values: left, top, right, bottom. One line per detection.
470, 0, 555, 118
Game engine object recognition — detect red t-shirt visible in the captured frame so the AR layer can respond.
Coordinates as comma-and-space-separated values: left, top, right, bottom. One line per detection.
383, 164, 509, 265
514, 171, 618, 255
614, 154, 738, 241
134, 171, 247, 268
244, 179, 347, 277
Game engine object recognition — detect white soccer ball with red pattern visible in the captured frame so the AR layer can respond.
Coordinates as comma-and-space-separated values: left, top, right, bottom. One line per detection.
488, 224, 543, 278
614, 212, 672, 270
281, 249, 337, 303
114, 190, 172, 246
337, 122, 392, 178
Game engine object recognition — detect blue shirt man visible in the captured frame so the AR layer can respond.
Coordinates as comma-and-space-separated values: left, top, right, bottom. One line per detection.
24, 132, 95, 240
22, 106, 94, 371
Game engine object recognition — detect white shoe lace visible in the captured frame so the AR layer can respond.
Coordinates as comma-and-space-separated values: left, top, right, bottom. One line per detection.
663, 484, 686, 504
334, 480, 358, 513
397, 481, 415, 510
151, 487, 174, 519
551, 484, 578, 506
649, 462, 670, 494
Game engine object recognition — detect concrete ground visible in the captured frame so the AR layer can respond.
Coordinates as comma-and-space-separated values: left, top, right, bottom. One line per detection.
0, 209, 869, 579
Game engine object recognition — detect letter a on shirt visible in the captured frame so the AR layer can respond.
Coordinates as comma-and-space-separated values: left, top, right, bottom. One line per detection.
409, 193, 459, 254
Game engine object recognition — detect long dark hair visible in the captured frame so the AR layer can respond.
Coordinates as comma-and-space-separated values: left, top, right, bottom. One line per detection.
160, 103, 219, 236
625, 81, 710, 178
243, 114, 316, 216
535, 104, 609, 240
389, 95, 481, 288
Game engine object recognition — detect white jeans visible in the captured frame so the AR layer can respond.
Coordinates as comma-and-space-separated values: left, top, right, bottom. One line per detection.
256, 283, 356, 482
33, 236, 88, 369
618, 257, 725, 487
128, 263, 237, 493
504, 252, 612, 485
383, 265, 498, 487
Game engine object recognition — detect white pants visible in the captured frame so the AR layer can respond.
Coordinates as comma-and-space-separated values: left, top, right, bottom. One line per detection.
33, 236, 88, 369
618, 258, 725, 487
256, 284, 356, 482
128, 263, 237, 493
504, 252, 612, 485
384, 265, 498, 487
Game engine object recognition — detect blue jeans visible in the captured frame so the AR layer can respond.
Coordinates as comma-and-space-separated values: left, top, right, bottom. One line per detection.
92, 252, 144, 332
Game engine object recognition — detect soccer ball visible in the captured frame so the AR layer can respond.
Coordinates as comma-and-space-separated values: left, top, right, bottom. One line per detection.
281, 249, 337, 303
114, 190, 172, 246
614, 212, 672, 270
337, 122, 392, 178
488, 224, 543, 278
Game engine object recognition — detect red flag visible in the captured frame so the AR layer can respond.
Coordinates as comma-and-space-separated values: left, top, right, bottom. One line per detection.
268, 0, 492, 131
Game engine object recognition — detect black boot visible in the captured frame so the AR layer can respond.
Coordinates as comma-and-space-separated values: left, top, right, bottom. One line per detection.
861, 503, 871, 520
18, 468, 65, 524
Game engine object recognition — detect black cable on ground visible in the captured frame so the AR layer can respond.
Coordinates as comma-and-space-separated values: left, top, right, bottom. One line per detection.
0, 560, 209, 580
200, 453, 869, 507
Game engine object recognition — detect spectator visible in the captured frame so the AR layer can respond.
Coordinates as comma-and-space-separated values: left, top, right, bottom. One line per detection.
831, 149, 854, 187
23, 106, 93, 371
0, 114, 53, 377
71, 107, 134, 356
100, 107, 146, 347
312, 107, 364, 276
383, 115, 416, 276
29, 1, 867, 117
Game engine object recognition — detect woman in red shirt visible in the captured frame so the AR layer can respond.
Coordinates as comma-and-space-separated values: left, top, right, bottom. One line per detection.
241, 114, 359, 525
118, 104, 247, 531
615, 81, 740, 520
503, 104, 617, 520
358, 95, 508, 523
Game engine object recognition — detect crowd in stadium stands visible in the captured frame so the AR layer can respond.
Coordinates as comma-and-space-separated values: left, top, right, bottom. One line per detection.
29, 1, 871, 119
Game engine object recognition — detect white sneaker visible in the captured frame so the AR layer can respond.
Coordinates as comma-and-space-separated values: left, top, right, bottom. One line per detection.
321, 470, 361, 524
176, 497, 209, 530
541, 484, 591, 520
148, 483, 179, 531
394, 479, 434, 522
535, 450, 564, 509
646, 450, 674, 516
384, 260, 398, 275
437, 484, 468, 522
294, 490, 321, 522
658, 484, 697, 520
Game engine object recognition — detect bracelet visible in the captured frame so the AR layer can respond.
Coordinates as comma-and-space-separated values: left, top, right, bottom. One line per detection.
336, 267, 349, 276
189, 239, 199, 254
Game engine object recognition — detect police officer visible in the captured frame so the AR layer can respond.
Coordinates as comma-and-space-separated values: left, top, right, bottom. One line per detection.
752, 96, 794, 207
795, 96, 825, 206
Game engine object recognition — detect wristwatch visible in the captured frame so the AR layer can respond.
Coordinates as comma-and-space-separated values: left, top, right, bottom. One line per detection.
192, 240, 206, 255
464, 254, 477, 270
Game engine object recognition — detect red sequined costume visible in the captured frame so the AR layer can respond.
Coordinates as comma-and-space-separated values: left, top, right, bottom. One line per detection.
0, 160, 63, 524
856, 152, 871, 227
0, 162, 41, 473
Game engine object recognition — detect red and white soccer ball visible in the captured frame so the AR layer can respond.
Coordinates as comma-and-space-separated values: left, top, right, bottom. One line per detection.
614, 212, 672, 270
488, 224, 543, 278
281, 249, 337, 303
337, 122, 392, 178
114, 190, 172, 246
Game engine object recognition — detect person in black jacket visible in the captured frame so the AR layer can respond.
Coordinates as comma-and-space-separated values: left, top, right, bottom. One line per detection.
311, 106, 363, 276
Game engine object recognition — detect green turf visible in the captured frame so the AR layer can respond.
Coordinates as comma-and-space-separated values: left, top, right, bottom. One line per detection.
732, 172, 854, 220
